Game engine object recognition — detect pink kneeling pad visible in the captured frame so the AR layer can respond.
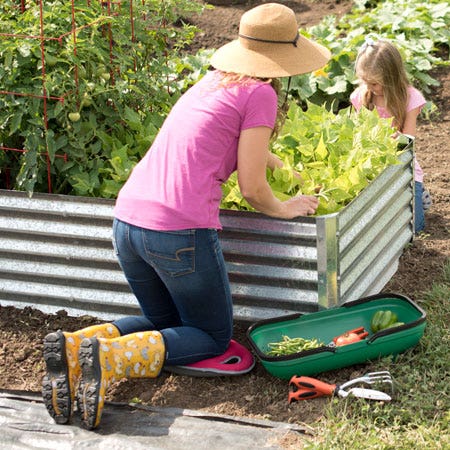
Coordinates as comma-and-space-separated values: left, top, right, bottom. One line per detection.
164, 340, 255, 377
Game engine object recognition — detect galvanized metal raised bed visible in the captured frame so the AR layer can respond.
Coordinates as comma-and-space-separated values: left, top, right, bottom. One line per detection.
0, 148, 414, 322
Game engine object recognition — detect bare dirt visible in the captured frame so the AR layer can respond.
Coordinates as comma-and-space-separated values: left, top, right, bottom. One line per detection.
0, 0, 449, 433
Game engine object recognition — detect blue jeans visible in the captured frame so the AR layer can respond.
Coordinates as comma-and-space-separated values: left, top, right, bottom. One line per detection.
414, 181, 425, 234
111, 219, 233, 366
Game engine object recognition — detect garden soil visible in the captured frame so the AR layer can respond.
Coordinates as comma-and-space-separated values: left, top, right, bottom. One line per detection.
0, 0, 449, 434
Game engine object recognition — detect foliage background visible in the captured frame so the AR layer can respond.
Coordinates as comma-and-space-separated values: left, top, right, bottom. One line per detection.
0, 1, 448, 448
0, 0, 207, 195
0, 0, 449, 198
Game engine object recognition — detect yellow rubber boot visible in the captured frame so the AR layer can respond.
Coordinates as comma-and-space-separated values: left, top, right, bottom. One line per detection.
77, 331, 165, 429
42, 323, 120, 424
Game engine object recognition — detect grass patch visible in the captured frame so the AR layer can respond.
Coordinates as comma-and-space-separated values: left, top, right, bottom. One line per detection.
303, 259, 450, 449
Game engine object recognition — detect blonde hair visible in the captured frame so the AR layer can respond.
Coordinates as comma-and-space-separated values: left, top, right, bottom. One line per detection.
217, 71, 286, 139
355, 40, 410, 131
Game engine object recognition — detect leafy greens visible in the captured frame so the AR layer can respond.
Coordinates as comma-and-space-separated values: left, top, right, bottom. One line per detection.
220, 102, 401, 216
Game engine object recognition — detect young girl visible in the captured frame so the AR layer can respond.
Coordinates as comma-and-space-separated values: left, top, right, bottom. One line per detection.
350, 38, 431, 233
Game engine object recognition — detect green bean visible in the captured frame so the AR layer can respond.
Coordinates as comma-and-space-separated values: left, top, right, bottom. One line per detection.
266, 335, 324, 356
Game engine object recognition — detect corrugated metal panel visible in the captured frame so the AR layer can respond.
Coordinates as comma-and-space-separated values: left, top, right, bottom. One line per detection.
0, 148, 413, 322
337, 149, 414, 304
219, 211, 320, 318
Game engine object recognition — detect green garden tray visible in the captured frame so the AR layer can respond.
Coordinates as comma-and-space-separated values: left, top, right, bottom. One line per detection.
246, 293, 426, 379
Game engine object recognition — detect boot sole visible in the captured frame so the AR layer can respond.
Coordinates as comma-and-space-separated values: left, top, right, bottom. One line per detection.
42, 331, 72, 424
77, 338, 102, 430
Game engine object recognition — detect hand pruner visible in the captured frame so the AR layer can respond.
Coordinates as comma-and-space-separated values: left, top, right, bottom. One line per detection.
288, 372, 393, 403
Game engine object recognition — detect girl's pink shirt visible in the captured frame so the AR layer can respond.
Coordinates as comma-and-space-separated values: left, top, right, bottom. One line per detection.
114, 71, 277, 230
350, 85, 426, 182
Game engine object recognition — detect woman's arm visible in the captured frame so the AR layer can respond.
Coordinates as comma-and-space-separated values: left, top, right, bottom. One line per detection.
237, 126, 318, 219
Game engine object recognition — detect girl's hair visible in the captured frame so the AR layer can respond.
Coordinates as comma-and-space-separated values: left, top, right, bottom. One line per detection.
355, 40, 410, 130
217, 71, 286, 139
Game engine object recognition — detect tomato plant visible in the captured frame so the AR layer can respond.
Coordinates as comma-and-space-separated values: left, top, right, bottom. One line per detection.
0, 0, 208, 196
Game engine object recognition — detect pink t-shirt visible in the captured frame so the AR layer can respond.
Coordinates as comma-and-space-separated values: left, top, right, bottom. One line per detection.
350, 85, 426, 182
114, 71, 277, 230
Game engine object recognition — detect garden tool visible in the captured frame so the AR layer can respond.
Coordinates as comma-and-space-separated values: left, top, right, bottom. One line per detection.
340, 371, 393, 391
288, 374, 392, 404
77, 330, 165, 430
328, 326, 369, 347
42, 323, 120, 424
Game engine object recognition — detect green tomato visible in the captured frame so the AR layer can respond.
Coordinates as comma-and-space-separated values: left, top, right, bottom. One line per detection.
95, 65, 107, 76
100, 72, 111, 81
68, 112, 81, 122
77, 65, 87, 79
80, 93, 93, 108
45, 54, 58, 67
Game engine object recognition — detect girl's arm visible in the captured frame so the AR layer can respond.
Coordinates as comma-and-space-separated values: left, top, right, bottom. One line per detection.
237, 126, 317, 219
401, 106, 421, 136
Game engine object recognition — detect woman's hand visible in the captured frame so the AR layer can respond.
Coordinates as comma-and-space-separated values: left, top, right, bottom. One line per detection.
282, 194, 319, 218
237, 127, 317, 219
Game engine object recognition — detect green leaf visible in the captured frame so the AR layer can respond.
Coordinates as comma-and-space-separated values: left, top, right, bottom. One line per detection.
324, 77, 349, 95
315, 135, 328, 161
123, 106, 143, 132
9, 112, 23, 135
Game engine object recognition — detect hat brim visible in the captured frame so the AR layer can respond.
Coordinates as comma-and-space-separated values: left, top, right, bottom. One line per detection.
210, 34, 331, 78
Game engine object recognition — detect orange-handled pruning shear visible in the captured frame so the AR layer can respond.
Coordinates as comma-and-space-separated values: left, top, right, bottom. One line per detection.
288, 374, 392, 403
288, 376, 336, 402
331, 326, 369, 347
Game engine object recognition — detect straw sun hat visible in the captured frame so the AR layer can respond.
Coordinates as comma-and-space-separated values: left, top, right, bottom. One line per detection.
210, 3, 331, 78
